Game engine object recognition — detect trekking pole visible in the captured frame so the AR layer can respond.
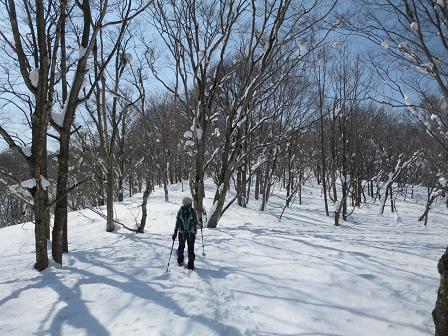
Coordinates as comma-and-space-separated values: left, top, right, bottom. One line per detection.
201, 210, 207, 258
166, 239, 175, 273
201, 227, 205, 257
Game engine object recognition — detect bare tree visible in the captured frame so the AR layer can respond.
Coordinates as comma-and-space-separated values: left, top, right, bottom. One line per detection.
347, 1, 448, 327
0, 0, 66, 270
206, 0, 337, 227
148, 0, 248, 221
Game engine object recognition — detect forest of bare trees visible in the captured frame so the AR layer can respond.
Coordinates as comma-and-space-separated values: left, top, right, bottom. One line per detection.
0, 0, 447, 333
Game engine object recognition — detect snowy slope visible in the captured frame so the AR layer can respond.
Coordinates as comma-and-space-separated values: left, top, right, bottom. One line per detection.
0, 182, 447, 336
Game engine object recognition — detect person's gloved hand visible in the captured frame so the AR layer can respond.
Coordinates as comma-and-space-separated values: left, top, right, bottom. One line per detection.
197, 222, 203, 229
172, 232, 177, 241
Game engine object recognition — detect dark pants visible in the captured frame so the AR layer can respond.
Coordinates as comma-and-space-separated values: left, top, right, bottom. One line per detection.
177, 232, 196, 267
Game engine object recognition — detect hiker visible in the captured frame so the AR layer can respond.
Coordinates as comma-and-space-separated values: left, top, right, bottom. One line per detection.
172, 197, 202, 270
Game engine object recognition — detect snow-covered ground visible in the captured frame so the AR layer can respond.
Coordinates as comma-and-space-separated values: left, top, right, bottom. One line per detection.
0, 182, 446, 336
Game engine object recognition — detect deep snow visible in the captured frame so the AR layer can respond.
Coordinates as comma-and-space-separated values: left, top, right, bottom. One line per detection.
0, 182, 447, 336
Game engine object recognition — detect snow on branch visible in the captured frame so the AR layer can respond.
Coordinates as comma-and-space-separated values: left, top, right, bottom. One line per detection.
377, 150, 423, 215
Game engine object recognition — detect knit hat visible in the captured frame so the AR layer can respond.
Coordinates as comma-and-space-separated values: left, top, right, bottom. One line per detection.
182, 197, 192, 206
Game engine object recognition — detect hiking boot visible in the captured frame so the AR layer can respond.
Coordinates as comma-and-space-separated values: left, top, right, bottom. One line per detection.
186, 262, 195, 270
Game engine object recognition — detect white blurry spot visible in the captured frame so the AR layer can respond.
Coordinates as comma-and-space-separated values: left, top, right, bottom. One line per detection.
332, 41, 343, 49
81, 78, 89, 89
124, 53, 133, 63
79, 47, 87, 59
52, 111, 65, 127
21, 145, 32, 158
29, 69, 39, 87
410, 22, 418, 30
40, 176, 50, 190
439, 177, 447, 187
398, 41, 408, 50
196, 128, 203, 141
403, 94, 410, 104
439, 177, 448, 188
21, 178, 36, 189
381, 40, 389, 49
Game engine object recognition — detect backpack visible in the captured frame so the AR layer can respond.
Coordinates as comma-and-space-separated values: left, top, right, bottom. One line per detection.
178, 206, 196, 234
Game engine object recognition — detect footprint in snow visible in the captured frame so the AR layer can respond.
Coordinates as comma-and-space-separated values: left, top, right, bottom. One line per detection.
244, 305, 254, 313
358, 273, 376, 280
153, 273, 171, 281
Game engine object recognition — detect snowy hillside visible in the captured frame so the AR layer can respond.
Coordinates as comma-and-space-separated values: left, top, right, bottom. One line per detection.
0, 182, 447, 336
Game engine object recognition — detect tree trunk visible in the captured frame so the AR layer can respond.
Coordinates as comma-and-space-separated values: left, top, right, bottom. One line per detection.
237, 166, 247, 207
33, 0, 51, 271
34, 188, 49, 271
207, 136, 240, 228
356, 175, 362, 207
433, 246, 448, 336
118, 111, 126, 202
98, 175, 105, 206
52, 133, 70, 264
163, 178, 169, 202
137, 178, 151, 233
241, 164, 247, 207
342, 178, 347, 220
106, 157, 115, 232
191, 134, 206, 220
236, 168, 242, 206
129, 172, 133, 197
419, 188, 437, 227
319, 98, 329, 215
207, 182, 229, 229
390, 185, 394, 213
379, 185, 389, 215
260, 181, 267, 211
246, 162, 252, 205
42, 143, 50, 240
117, 143, 124, 202
334, 199, 343, 227
286, 145, 293, 208
320, 135, 329, 215
118, 176, 124, 202
255, 169, 261, 200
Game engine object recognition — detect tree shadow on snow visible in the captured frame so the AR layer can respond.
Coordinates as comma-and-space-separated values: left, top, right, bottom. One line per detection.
0, 271, 110, 336
37, 272, 110, 336
205, 226, 432, 334
50, 249, 242, 336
